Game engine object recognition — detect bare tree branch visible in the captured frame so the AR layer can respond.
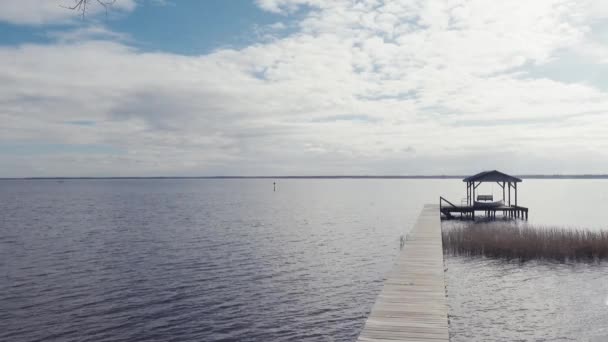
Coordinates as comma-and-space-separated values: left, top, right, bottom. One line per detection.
60, 0, 117, 19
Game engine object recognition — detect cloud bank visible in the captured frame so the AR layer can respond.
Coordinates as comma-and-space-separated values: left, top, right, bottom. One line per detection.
1, 0, 608, 176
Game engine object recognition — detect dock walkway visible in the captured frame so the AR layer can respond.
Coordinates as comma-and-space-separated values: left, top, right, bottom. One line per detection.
357, 204, 449, 342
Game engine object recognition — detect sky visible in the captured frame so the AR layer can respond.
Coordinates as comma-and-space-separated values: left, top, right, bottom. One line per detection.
1, 0, 608, 177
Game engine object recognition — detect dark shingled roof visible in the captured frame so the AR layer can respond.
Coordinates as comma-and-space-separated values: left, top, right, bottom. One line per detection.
463, 170, 522, 183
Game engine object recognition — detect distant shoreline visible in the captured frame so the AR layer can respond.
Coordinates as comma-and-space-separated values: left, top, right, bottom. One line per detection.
2, 175, 608, 180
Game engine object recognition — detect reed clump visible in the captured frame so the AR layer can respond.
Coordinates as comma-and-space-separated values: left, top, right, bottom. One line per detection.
442, 224, 608, 262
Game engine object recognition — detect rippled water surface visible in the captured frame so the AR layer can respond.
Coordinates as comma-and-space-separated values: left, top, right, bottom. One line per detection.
445, 255, 608, 341
1, 179, 446, 342
2, 179, 608, 341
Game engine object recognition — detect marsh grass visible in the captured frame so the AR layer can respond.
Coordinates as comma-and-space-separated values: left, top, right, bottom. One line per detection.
442, 223, 608, 262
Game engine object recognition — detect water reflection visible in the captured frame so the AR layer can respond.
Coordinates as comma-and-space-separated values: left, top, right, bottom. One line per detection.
445, 252, 608, 341
2, 178, 608, 341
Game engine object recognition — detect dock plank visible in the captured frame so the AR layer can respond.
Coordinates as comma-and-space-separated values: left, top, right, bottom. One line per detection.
357, 204, 448, 342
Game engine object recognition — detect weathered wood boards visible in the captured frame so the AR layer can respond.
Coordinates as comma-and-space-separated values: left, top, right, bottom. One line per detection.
439, 203, 529, 220
357, 204, 449, 342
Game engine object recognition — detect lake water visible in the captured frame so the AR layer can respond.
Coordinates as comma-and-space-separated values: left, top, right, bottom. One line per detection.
445, 255, 608, 341
1, 179, 607, 341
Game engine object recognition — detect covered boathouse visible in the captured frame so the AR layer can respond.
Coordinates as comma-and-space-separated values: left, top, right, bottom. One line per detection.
440, 170, 528, 220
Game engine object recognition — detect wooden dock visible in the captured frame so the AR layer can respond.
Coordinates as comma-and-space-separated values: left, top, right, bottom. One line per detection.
440, 197, 528, 220
357, 204, 449, 342
440, 170, 529, 221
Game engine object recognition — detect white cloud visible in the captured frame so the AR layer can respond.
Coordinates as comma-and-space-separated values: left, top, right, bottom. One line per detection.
1, 0, 608, 176
46, 25, 132, 43
255, 0, 327, 14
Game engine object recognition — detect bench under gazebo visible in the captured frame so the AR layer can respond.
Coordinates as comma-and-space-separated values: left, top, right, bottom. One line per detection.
440, 170, 528, 220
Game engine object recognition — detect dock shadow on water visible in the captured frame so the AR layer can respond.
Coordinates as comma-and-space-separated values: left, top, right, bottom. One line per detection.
442, 221, 608, 341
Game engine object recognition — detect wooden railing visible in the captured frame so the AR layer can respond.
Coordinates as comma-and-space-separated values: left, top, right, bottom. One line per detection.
439, 196, 458, 211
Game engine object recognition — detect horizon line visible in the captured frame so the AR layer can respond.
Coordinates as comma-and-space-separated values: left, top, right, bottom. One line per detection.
2, 174, 608, 180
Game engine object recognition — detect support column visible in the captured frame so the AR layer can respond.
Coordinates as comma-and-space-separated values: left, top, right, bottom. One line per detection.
472, 183, 475, 205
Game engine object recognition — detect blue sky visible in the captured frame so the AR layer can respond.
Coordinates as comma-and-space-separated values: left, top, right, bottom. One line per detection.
1, 0, 608, 176
97, 1, 286, 54
0, 1, 286, 54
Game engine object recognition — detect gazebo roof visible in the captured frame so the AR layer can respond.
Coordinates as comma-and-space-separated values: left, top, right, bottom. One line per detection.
463, 170, 522, 183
